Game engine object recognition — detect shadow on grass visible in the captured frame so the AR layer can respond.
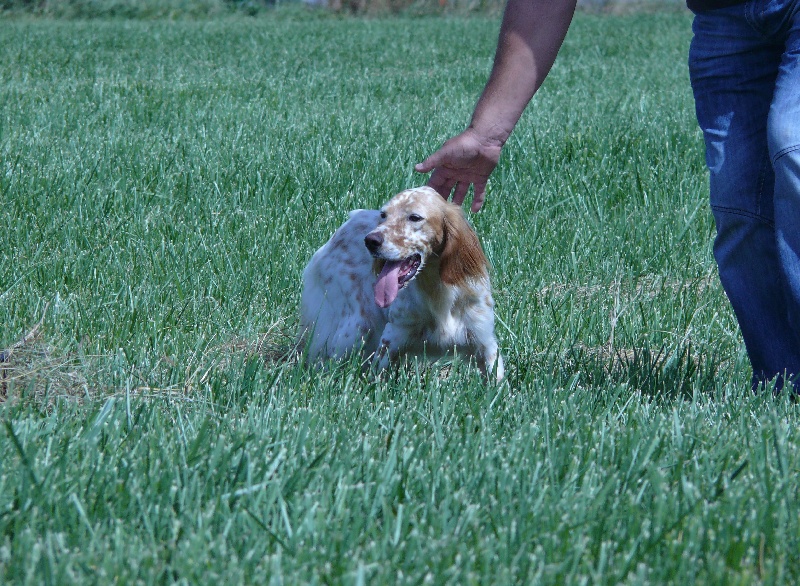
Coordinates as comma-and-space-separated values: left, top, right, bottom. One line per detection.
509, 341, 727, 403
563, 342, 725, 401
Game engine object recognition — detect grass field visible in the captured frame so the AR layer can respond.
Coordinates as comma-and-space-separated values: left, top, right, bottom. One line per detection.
2, 9, 800, 584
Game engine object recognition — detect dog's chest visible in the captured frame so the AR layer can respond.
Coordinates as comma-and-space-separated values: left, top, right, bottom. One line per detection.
389, 285, 470, 346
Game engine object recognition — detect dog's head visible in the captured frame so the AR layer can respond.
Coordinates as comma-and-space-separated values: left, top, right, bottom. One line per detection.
365, 186, 488, 308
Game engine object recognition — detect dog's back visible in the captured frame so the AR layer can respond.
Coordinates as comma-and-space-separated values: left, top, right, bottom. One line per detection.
299, 210, 387, 361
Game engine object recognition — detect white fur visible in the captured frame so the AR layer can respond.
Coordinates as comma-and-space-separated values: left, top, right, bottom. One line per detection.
298, 186, 504, 381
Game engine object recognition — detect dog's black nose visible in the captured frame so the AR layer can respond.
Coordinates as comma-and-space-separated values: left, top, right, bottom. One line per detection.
364, 232, 383, 253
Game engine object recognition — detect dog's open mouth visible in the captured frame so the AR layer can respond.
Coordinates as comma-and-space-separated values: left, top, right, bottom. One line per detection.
374, 254, 421, 308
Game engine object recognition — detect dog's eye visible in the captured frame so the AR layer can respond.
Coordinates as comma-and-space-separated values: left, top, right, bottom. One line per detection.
408, 214, 423, 222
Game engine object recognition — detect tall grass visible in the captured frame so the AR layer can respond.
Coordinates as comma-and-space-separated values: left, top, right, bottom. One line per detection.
0, 0, 686, 18
2, 11, 798, 584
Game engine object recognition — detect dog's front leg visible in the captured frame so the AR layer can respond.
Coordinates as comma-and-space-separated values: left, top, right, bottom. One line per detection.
478, 338, 505, 383
372, 323, 409, 372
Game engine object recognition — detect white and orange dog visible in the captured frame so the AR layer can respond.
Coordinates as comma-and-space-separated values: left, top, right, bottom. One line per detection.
299, 186, 504, 381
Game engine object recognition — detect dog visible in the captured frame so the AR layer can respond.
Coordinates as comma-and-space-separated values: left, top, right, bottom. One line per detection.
298, 186, 504, 381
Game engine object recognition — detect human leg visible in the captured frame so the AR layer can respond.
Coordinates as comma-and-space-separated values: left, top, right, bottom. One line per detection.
767, 18, 800, 371
689, 4, 800, 388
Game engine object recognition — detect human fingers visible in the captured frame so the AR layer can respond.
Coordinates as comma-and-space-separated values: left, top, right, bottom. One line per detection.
427, 168, 455, 199
469, 180, 488, 212
451, 182, 470, 207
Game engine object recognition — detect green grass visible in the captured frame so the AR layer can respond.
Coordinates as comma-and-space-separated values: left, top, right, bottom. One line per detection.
2, 10, 799, 584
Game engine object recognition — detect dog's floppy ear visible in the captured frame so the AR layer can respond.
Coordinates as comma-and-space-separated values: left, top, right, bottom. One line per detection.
439, 205, 488, 286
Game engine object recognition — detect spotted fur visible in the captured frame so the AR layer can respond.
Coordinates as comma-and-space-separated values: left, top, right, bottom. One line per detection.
298, 186, 504, 381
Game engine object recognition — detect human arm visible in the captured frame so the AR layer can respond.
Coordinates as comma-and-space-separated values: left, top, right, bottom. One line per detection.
415, 0, 577, 212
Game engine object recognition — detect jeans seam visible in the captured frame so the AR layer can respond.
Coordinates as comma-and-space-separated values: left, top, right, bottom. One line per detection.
711, 204, 776, 227
745, 1, 764, 35
756, 151, 767, 215
772, 143, 800, 164
745, 1, 782, 38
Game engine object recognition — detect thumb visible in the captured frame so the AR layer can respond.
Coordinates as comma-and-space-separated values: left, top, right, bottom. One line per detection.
415, 151, 442, 174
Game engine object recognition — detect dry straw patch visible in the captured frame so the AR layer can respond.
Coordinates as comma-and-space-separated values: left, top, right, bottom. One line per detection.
0, 306, 296, 407
535, 272, 718, 304
1, 304, 91, 406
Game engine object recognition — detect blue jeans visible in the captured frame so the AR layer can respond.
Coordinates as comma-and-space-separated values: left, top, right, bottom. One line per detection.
689, 0, 800, 391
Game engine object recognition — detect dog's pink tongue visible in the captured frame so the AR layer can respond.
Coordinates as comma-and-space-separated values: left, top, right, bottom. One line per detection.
374, 261, 402, 308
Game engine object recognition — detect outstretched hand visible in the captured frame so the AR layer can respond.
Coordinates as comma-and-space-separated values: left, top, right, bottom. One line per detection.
414, 128, 503, 213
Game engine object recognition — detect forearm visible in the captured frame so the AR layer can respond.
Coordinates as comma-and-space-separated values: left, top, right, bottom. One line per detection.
470, 0, 577, 146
